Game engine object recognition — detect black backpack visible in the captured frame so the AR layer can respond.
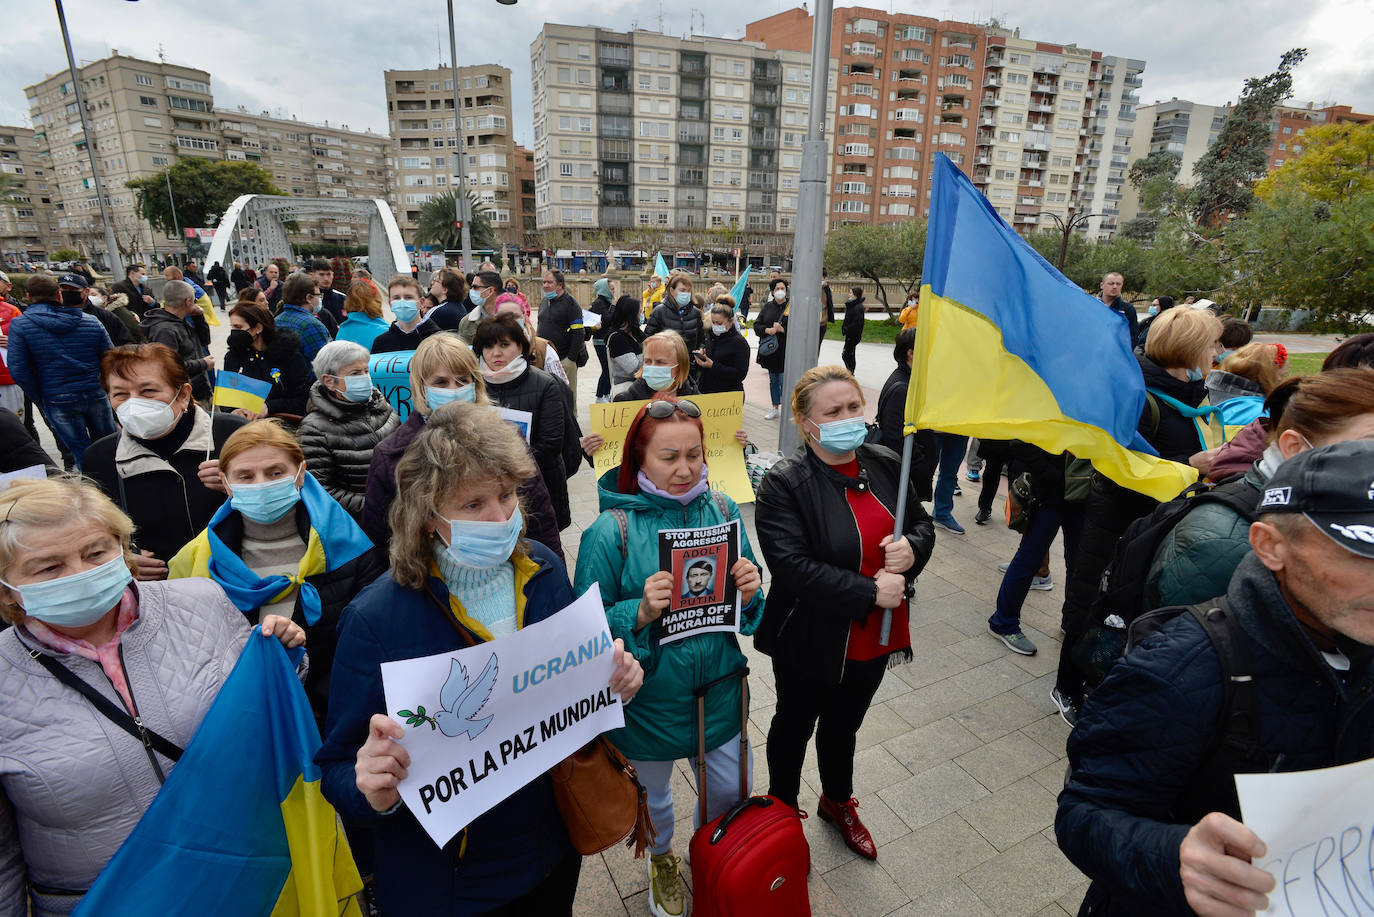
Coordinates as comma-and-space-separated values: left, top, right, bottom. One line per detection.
1125, 599, 1270, 819
1068, 474, 1260, 686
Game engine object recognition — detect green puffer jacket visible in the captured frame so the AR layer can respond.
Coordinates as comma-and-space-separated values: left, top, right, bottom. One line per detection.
1144, 465, 1264, 609
574, 469, 764, 761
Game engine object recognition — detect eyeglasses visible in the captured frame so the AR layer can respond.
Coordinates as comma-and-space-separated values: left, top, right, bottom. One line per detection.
645, 399, 700, 419
308, 290, 321, 298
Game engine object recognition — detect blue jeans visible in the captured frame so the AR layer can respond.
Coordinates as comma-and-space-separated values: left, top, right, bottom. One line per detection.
932, 432, 968, 521
631, 733, 753, 856
42, 392, 115, 469
989, 504, 1084, 634
768, 371, 784, 409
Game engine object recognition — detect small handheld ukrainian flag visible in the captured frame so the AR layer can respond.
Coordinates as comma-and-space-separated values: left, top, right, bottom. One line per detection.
213, 370, 273, 415
905, 154, 1197, 503
73, 635, 363, 916
654, 251, 671, 279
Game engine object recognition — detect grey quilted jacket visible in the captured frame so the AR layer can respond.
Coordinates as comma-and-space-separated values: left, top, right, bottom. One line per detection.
0, 578, 250, 916
296, 382, 400, 521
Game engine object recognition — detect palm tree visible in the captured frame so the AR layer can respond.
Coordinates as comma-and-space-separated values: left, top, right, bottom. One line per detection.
413, 190, 495, 252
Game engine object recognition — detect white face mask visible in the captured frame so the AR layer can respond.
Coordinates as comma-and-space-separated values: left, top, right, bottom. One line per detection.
773, 289, 787, 302
116, 396, 180, 440
88, 294, 104, 307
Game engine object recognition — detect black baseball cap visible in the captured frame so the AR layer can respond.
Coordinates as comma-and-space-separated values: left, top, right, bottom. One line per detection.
1259, 441, 1374, 558
57, 272, 88, 289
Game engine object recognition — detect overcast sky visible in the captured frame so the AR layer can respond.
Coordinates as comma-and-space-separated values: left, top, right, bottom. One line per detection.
2, 0, 1370, 147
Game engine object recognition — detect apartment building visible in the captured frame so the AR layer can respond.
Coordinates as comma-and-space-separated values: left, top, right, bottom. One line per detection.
217, 107, 389, 246
1118, 98, 1229, 223
514, 144, 536, 248
382, 65, 519, 250
746, 9, 1144, 239
746, 7, 983, 227
25, 52, 218, 265
529, 24, 834, 257
0, 127, 56, 263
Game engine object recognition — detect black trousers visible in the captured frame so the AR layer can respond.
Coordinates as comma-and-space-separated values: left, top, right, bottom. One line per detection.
592, 338, 611, 399
841, 332, 862, 372
767, 654, 888, 808
478, 849, 581, 917
976, 454, 1008, 515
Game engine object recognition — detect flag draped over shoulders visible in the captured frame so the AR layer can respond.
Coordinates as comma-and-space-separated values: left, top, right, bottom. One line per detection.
906, 154, 1197, 502
73, 636, 362, 916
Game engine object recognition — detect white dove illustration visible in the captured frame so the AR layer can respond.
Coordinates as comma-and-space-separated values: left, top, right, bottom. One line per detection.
434, 654, 499, 740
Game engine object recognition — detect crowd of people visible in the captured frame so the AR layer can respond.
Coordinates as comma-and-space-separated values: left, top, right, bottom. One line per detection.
0, 253, 1371, 917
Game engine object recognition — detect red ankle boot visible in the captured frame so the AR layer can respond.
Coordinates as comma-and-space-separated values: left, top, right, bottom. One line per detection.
817, 795, 877, 860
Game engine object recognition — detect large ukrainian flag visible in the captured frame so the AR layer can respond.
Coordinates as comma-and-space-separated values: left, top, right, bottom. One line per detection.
906, 154, 1196, 502
73, 635, 362, 916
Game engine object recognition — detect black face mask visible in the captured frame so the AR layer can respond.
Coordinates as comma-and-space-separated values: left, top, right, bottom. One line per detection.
227, 329, 255, 350
61, 290, 85, 307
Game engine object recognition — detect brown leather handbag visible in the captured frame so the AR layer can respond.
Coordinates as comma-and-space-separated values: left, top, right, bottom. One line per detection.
551, 736, 655, 857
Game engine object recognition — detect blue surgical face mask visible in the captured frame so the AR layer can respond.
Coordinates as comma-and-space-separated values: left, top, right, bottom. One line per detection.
1214, 349, 1234, 365
642, 364, 675, 391
469, 289, 484, 307
711, 322, 730, 336
230, 470, 302, 524
542, 289, 557, 301
2, 554, 132, 628
1147, 305, 1159, 316
436, 505, 523, 571
391, 299, 419, 323
425, 383, 476, 411
1186, 367, 1204, 382
342, 374, 374, 403
809, 416, 868, 455
675, 291, 691, 307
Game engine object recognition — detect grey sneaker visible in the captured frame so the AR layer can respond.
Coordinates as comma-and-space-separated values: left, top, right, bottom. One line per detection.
1051, 686, 1080, 727
990, 627, 1038, 655
1029, 573, 1054, 591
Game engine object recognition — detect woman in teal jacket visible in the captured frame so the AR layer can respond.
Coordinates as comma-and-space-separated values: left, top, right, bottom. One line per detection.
574, 397, 763, 917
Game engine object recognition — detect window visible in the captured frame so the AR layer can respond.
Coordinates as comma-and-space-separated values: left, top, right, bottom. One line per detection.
139, 95, 156, 106
135, 74, 154, 87
559, 162, 573, 176
999, 130, 1020, 142
164, 76, 210, 95
151, 155, 168, 166
176, 135, 217, 151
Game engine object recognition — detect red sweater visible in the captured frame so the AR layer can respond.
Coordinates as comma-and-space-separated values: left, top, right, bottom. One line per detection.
0, 302, 21, 386
835, 458, 911, 661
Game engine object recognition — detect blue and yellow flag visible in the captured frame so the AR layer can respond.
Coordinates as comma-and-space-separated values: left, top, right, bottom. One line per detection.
74, 634, 362, 915
907, 155, 1197, 502
213, 370, 273, 414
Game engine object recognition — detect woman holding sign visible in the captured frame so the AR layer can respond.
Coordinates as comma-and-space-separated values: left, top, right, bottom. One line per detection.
361, 333, 564, 560
574, 398, 765, 917
754, 365, 935, 861
318, 403, 643, 916
473, 313, 574, 531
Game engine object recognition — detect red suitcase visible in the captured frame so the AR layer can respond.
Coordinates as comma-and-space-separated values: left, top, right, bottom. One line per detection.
688, 667, 812, 917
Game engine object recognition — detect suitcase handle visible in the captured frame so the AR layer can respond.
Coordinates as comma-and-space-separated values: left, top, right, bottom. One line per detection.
708, 796, 774, 844
695, 666, 751, 825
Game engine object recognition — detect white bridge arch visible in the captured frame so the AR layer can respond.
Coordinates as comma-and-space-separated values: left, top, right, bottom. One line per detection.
204, 195, 409, 281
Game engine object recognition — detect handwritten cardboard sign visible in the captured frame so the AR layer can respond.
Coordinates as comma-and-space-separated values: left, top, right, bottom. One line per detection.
380, 585, 624, 847
368, 350, 416, 421
1236, 756, 1374, 916
589, 391, 753, 504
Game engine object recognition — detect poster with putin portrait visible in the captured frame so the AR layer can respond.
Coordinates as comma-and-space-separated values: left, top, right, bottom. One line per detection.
657, 520, 741, 645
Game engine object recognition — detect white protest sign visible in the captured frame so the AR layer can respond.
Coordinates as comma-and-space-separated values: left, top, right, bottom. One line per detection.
0, 464, 46, 490
1237, 756, 1374, 916
497, 407, 533, 443
381, 584, 624, 847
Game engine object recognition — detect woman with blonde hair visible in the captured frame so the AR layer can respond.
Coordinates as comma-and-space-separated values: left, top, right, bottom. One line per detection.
0, 476, 304, 914
318, 403, 643, 916
335, 279, 390, 351
754, 365, 934, 859
361, 333, 564, 557
1206, 341, 1287, 436
170, 418, 383, 725
614, 329, 696, 403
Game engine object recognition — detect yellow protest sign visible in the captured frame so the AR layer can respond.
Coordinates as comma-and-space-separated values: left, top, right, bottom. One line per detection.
589, 391, 753, 504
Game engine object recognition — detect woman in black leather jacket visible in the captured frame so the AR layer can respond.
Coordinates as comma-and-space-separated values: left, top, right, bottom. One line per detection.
755, 365, 934, 863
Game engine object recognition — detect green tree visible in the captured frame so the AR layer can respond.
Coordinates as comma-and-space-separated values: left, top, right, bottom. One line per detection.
128, 158, 286, 236
1225, 189, 1374, 331
1190, 48, 1307, 226
1121, 151, 1185, 241
823, 223, 904, 317
1256, 120, 1374, 204
413, 190, 495, 252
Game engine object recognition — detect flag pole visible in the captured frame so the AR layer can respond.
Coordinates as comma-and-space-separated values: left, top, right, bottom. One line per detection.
880, 433, 915, 646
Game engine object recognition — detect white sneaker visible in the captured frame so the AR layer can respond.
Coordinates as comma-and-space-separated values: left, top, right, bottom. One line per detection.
763, 408, 780, 420
647, 852, 686, 917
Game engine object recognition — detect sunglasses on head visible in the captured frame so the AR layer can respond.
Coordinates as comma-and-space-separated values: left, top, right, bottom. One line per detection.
645, 399, 700, 419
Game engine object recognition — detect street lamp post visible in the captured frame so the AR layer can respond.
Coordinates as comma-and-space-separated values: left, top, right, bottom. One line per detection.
53, 0, 123, 277
446, 0, 474, 273
778, 0, 834, 454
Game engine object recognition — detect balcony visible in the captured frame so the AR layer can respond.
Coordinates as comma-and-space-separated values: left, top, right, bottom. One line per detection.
678, 168, 704, 186
976, 132, 994, 147
678, 122, 708, 144
1033, 62, 1061, 75
1015, 213, 1038, 224
1118, 110, 1137, 121
982, 93, 1000, 107
748, 173, 777, 189
1124, 73, 1143, 88
749, 128, 779, 149
599, 140, 630, 161
597, 95, 632, 116
679, 81, 705, 100
601, 205, 632, 227
986, 53, 1004, 67
984, 75, 1001, 89
979, 113, 996, 128
897, 69, 922, 82
1021, 157, 1044, 169
1031, 103, 1054, 114
679, 54, 706, 75
1033, 82, 1057, 94
752, 88, 779, 107
598, 46, 631, 69
974, 154, 992, 166
1023, 179, 1042, 187
1103, 191, 1123, 202
752, 61, 781, 83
